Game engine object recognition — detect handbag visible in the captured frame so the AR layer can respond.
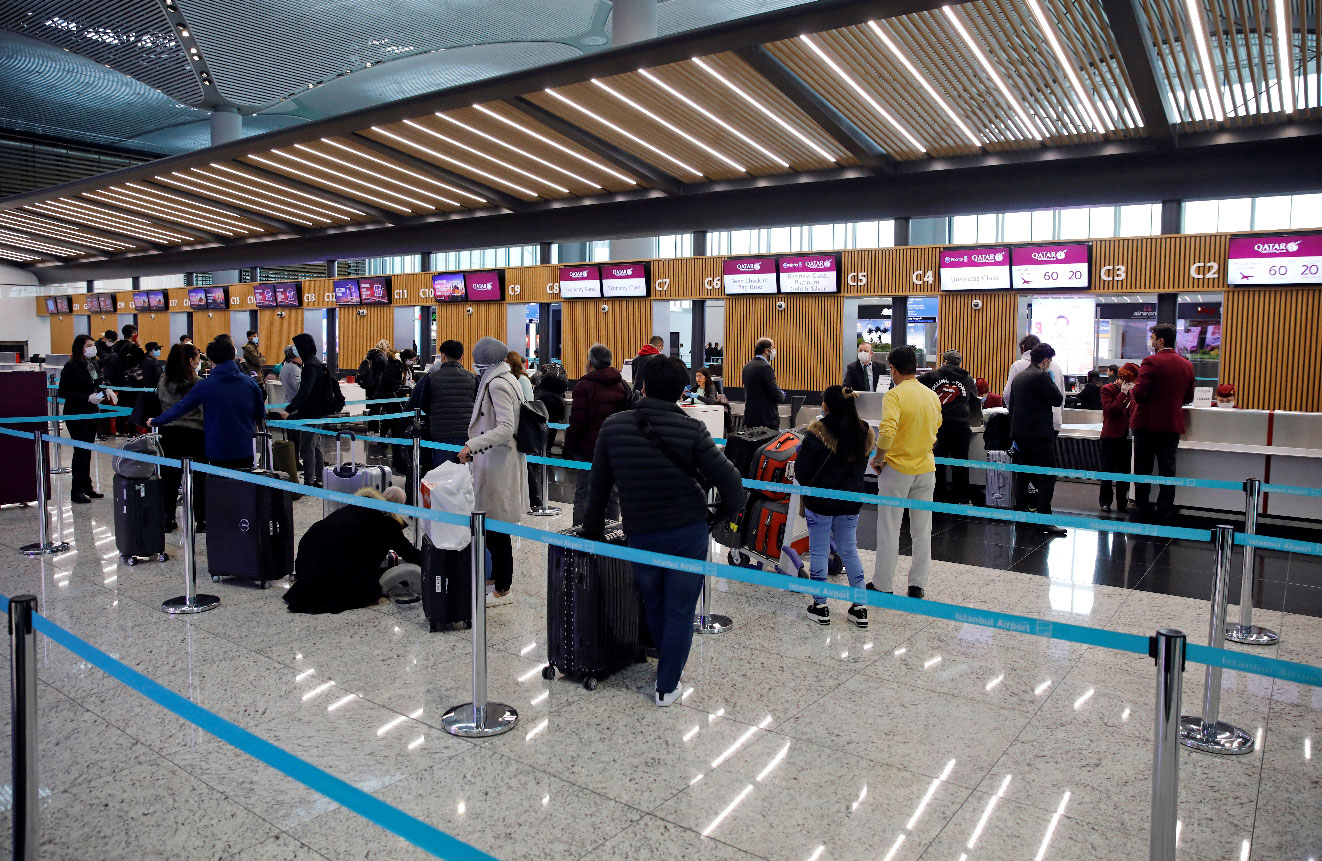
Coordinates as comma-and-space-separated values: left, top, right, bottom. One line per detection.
516, 399, 549, 455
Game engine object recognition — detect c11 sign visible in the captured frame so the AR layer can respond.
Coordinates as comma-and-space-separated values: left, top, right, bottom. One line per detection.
722, 257, 777, 294
1012, 244, 1090, 290
939, 247, 1010, 291
777, 254, 839, 293
1227, 234, 1322, 285
558, 265, 602, 299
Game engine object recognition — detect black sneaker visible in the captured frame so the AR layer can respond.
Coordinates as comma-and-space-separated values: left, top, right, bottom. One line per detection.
865, 583, 892, 593
847, 604, 868, 628
806, 602, 830, 625
907, 586, 926, 599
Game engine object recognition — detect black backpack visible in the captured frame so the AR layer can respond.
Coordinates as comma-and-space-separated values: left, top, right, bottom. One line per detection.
320, 370, 346, 415
357, 355, 378, 393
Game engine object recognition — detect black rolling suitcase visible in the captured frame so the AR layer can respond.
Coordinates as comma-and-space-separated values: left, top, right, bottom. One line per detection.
543, 523, 646, 690
204, 471, 294, 588
113, 474, 168, 566
420, 535, 472, 632
721, 426, 778, 477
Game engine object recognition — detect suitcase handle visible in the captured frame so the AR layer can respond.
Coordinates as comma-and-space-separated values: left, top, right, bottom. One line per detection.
334, 430, 358, 469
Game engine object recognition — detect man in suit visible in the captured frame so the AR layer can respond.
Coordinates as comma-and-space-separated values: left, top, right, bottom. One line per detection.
1130, 323, 1195, 521
843, 342, 888, 392
741, 337, 784, 430
1009, 342, 1067, 536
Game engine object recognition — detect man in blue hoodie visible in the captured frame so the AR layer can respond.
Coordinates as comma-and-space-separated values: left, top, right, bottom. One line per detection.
150, 338, 265, 470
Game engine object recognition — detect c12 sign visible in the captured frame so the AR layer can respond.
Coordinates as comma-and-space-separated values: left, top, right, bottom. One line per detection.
777, 254, 839, 293
1227, 234, 1322, 285
721, 257, 777, 294
601, 263, 649, 297
558, 265, 602, 299
1012, 244, 1090, 290
939, 247, 1011, 291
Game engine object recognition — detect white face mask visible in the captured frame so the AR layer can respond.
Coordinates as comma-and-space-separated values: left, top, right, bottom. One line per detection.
83, 345, 97, 359
858, 352, 870, 364
768, 348, 777, 362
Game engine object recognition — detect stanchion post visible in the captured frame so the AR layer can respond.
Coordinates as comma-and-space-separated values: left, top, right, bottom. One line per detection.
47, 390, 69, 475
1226, 478, 1279, 646
9, 594, 39, 860
1149, 628, 1185, 861
529, 441, 562, 517
695, 487, 731, 634
1180, 525, 1254, 755
19, 430, 69, 556
411, 408, 422, 546
441, 512, 518, 737
162, 459, 219, 615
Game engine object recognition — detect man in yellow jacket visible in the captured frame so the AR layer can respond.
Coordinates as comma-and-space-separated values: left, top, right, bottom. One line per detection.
869, 345, 942, 599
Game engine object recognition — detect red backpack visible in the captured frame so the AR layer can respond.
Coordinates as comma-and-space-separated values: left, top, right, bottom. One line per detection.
751, 430, 802, 502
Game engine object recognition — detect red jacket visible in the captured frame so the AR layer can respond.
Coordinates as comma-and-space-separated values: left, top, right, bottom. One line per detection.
1099, 382, 1133, 439
1131, 349, 1195, 434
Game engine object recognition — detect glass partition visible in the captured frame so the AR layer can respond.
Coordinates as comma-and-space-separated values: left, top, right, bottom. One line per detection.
1176, 293, 1222, 385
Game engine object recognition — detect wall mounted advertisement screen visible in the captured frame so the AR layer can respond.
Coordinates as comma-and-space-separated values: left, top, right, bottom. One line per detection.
88, 294, 105, 312
1227, 234, 1322, 285
147, 290, 166, 311
601, 263, 649, 298
721, 257, 777, 294
777, 254, 839, 293
464, 271, 503, 302
939, 247, 1011, 291
131, 292, 150, 311
273, 282, 301, 308
1029, 296, 1097, 376
56, 295, 71, 313
253, 285, 277, 309
333, 279, 361, 305
205, 287, 228, 310
357, 276, 392, 304
102, 294, 116, 312
432, 272, 466, 303
558, 265, 602, 299
187, 288, 208, 310
44, 298, 56, 314
907, 296, 939, 323
1012, 244, 1090, 290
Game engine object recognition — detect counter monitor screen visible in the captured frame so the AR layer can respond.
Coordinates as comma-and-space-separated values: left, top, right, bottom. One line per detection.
253, 285, 277, 309
205, 286, 228, 310
86, 294, 104, 313
131, 291, 150, 311
1012, 244, 1090, 290
57, 295, 72, 313
777, 254, 839, 293
44, 298, 56, 314
273, 282, 301, 308
939, 246, 1011, 291
333, 279, 360, 305
464, 271, 503, 302
147, 290, 166, 311
187, 288, 208, 310
432, 272, 466, 303
601, 263, 649, 298
721, 257, 777, 294
358, 276, 392, 305
558, 265, 602, 299
1227, 234, 1322, 285
102, 294, 117, 312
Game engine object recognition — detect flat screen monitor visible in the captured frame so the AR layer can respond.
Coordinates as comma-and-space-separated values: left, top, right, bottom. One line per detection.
558, 265, 602, 299
357, 276, 392, 305
44, 298, 56, 314
721, 257, 777, 294
147, 290, 166, 311
1227, 234, 1322, 285
187, 288, 208, 310
939, 246, 1011, 291
432, 272, 466, 303
101, 294, 116, 312
777, 254, 839, 293
464, 270, 503, 301
253, 284, 277, 309
1012, 244, 1090, 290
205, 286, 228, 310
273, 282, 301, 308
52, 295, 70, 314
131, 291, 150, 311
907, 296, 938, 323
600, 263, 649, 298
333, 279, 361, 305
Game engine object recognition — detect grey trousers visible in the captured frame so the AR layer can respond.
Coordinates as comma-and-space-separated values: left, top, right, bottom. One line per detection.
299, 427, 324, 486
873, 467, 936, 592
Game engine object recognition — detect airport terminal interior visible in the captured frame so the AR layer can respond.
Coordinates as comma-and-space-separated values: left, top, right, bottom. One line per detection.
1, 0, 1321, 858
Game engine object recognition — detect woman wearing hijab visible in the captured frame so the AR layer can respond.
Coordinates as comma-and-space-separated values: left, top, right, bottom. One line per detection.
456, 337, 528, 606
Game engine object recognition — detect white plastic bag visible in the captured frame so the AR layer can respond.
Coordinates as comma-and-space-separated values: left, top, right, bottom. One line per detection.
420, 460, 473, 550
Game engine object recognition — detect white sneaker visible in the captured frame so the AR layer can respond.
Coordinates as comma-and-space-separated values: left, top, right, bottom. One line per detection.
486, 591, 513, 608
655, 680, 682, 707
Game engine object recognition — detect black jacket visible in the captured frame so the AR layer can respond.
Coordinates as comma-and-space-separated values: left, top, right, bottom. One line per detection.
795, 419, 877, 516
1009, 365, 1064, 440
57, 358, 103, 415
287, 357, 330, 419
409, 361, 478, 441
286, 506, 421, 614
919, 365, 983, 425
843, 359, 888, 393
741, 356, 783, 430
1075, 383, 1103, 410
584, 397, 745, 537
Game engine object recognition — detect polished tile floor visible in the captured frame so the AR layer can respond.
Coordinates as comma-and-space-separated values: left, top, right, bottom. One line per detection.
0, 446, 1317, 860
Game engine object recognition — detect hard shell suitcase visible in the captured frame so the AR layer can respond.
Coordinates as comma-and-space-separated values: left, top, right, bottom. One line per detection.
205, 471, 294, 587
745, 496, 789, 559
113, 474, 167, 565
721, 427, 778, 478
322, 431, 392, 516
421, 534, 472, 632
984, 450, 1015, 509
543, 523, 646, 690
750, 430, 803, 501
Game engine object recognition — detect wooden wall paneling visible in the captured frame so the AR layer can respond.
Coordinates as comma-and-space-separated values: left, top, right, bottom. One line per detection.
503, 265, 560, 303
257, 309, 302, 358
336, 305, 394, 370
228, 283, 255, 312
190, 309, 231, 348
87, 312, 117, 335
561, 298, 652, 376
48, 315, 75, 353
116, 292, 134, 315
938, 290, 1019, 390
1222, 287, 1322, 412
432, 302, 507, 357
302, 278, 333, 310
651, 256, 726, 300
34, 297, 48, 317
1091, 234, 1229, 292
842, 247, 942, 295
724, 295, 842, 392
135, 311, 170, 349
391, 272, 431, 305
166, 287, 190, 312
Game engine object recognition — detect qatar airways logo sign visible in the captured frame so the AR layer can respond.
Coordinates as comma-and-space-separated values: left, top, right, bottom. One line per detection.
780, 259, 833, 271
1254, 241, 1301, 254
1031, 250, 1067, 261
562, 267, 596, 280
735, 263, 764, 272
608, 268, 633, 277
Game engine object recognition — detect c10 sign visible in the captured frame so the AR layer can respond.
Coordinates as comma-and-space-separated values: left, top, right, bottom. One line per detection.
1012, 244, 1090, 290
1228, 234, 1322, 285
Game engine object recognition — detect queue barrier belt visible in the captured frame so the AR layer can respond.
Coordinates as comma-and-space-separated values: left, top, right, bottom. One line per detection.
1234, 532, 1322, 558
0, 405, 131, 425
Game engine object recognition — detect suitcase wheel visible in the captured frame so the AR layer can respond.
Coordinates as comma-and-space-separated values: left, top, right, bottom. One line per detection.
211, 575, 221, 582
582, 676, 598, 691
260, 580, 270, 590
156, 552, 169, 563
123, 555, 136, 567
463, 621, 472, 630
541, 665, 556, 681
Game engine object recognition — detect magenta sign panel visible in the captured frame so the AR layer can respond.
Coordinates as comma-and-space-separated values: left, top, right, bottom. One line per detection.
464, 271, 504, 301
721, 257, 777, 294
777, 255, 839, 293
558, 265, 602, 299
1227, 234, 1322, 285
939, 247, 1011, 291
601, 263, 649, 297
1011, 244, 1090, 290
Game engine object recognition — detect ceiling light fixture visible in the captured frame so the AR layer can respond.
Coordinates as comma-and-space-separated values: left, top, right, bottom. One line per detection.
161, 171, 325, 225
1022, 0, 1109, 132
206, 163, 365, 217
637, 69, 789, 167
275, 144, 431, 210
0, 213, 131, 250
941, 7, 1046, 141
319, 138, 475, 204
84, 189, 247, 236
0, 248, 37, 262
293, 142, 458, 207
407, 119, 569, 193
435, 113, 602, 188
690, 56, 836, 162
1179, 0, 1225, 121
29, 200, 192, 243
375, 124, 537, 197
591, 78, 745, 172
543, 88, 704, 177
177, 167, 335, 223
798, 34, 927, 153
122, 182, 268, 231
179, 28, 188, 37
1273, 0, 1294, 113
0, 230, 78, 256
866, 20, 983, 148
471, 104, 636, 185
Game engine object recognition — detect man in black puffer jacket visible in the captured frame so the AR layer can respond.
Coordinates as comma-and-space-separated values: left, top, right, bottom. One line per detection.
409, 340, 478, 469
583, 356, 746, 708
919, 350, 983, 503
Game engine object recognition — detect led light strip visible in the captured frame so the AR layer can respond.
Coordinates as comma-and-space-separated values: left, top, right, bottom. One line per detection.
435, 113, 602, 188
319, 138, 474, 205
1273, 0, 1294, 113
637, 69, 788, 167
83, 190, 247, 237
1022, 0, 1109, 132
0, 229, 78, 255
592, 78, 745, 172
278, 145, 431, 210
0, 247, 38, 262
403, 119, 569, 194
0, 213, 132, 250
543, 88, 704, 177
164, 170, 329, 225
205, 164, 366, 218
867, 21, 983, 148
471, 104, 636, 185
1178, 0, 1226, 121
690, 56, 836, 162
372, 125, 538, 197
28, 200, 192, 243
118, 183, 267, 233
799, 34, 927, 153
291, 142, 454, 207
942, 7, 1046, 141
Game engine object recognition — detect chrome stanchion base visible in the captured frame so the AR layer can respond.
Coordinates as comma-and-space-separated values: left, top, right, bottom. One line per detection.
694, 613, 733, 635
1225, 623, 1280, 646
49, 466, 71, 475
1179, 716, 1255, 755
19, 540, 70, 557
529, 505, 562, 517
440, 702, 519, 737
161, 594, 220, 615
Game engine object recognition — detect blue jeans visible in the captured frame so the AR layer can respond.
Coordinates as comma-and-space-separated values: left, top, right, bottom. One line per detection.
805, 509, 864, 604
628, 520, 708, 696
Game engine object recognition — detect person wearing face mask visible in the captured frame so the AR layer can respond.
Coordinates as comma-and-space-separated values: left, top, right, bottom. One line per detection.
844, 341, 889, 392
242, 330, 265, 378
1008, 342, 1067, 535
156, 343, 207, 532
129, 342, 165, 429
58, 334, 113, 503
1130, 324, 1195, 522
741, 337, 785, 430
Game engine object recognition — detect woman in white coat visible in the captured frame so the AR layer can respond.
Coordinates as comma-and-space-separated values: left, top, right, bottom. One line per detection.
456, 337, 528, 606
